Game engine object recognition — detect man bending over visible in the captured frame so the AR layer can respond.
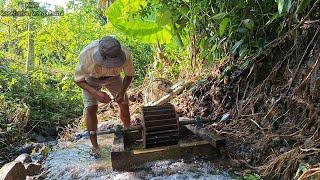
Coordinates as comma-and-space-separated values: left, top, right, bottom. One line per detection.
74, 36, 134, 157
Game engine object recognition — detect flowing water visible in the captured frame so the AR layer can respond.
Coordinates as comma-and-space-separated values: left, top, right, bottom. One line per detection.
43, 134, 234, 180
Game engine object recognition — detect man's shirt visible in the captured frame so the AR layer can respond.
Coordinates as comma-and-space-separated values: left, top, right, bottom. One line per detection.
74, 40, 135, 82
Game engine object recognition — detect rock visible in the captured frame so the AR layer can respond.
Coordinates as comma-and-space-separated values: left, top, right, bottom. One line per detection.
33, 143, 45, 150
30, 133, 46, 143
98, 121, 112, 131
25, 163, 41, 176
14, 144, 33, 155
307, 155, 319, 165
279, 147, 287, 153
304, 139, 313, 148
31, 153, 42, 163
0, 161, 27, 180
45, 140, 57, 147
74, 131, 88, 141
220, 113, 230, 122
15, 153, 32, 163
43, 126, 57, 137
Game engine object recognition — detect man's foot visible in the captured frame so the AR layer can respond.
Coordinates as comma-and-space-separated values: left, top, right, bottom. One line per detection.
89, 147, 101, 158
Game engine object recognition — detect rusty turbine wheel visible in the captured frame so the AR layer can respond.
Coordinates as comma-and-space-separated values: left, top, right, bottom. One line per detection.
142, 103, 179, 148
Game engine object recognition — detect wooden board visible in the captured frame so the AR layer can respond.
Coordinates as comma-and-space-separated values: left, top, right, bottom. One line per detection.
111, 140, 218, 171
184, 125, 226, 148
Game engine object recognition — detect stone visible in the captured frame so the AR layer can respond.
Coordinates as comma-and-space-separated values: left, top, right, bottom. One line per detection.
304, 139, 313, 148
31, 153, 41, 163
74, 131, 89, 141
308, 155, 319, 165
98, 121, 112, 131
15, 153, 32, 163
279, 147, 287, 153
0, 161, 27, 180
220, 113, 230, 122
25, 163, 42, 176
25, 176, 33, 180
14, 144, 33, 155
45, 140, 57, 147
43, 126, 57, 137
30, 133, 46, 143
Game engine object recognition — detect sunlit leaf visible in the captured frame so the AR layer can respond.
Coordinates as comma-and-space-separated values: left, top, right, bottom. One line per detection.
156, 8, 173, 27
242, 19, 254, 30
285, 0, 292, 12
106, 0, 172, 44
265, 13, 279, 26
239, 45, 248, 58
212, 12, 228, 20
277, 0, 284, 15
219, 18, 230, 36
231, 40, 243, 54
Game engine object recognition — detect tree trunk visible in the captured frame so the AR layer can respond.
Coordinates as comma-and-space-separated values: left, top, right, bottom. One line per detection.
26, 22, 34, 72
190, 32, 197, 69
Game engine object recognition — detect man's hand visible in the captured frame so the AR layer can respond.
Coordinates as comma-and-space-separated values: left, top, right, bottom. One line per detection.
95, 91, 111, 104
115, 91, 125, 103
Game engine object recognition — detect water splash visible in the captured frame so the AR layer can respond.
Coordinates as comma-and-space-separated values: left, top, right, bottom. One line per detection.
43, 134, 233, 180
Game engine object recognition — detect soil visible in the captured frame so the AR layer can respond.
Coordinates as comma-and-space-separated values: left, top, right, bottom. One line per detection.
173, 21, 320, 179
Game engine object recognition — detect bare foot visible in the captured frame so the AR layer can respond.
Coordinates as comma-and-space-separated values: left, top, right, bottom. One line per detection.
90, 146, 101, 158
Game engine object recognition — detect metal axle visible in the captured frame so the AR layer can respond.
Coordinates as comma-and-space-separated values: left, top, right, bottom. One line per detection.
97, 117, 211, 136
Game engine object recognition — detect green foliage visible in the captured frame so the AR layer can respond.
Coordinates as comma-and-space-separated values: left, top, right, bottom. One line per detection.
106, 0, 172, 44
295, 0, 312, 16
0, 0, 154, 165
0, 62, 83, 134
109, 0, 311, 67
243, 173, 262, 180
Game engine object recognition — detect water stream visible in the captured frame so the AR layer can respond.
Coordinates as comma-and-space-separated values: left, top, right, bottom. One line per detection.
43, 134, 234, 180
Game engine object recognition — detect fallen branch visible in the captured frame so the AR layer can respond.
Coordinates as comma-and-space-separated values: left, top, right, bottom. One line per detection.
151, 81, 193, 106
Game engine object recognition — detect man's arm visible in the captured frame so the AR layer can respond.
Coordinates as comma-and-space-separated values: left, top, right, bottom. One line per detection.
75, 81, 111, 103
115, 76, 133, 103
121, 75, 133, 93
75, 81, 98, 95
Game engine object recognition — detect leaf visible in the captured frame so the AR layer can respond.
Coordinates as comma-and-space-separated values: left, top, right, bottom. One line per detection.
156, 8, 173, 27
237, 27, 248, 34
219, 18, 230, 36
242, 19, 254, 30
106, 0, 172, 44
294, 162, 310, 178
277, 0, 284, 15
285, 0, 292, 12
243, 173, 262, 180
231, 40, 243, 54
265, 13, 279, 26
239, 45, 248, 58
212, 12, 228, 20
295, 0, 311, 15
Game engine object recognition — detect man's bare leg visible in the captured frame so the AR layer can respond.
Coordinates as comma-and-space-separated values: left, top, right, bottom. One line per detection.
118, 103, 131, 128
85, 105, 99, 150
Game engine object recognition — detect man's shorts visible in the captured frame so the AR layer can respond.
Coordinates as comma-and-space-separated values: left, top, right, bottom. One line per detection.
82, 76, 129, 108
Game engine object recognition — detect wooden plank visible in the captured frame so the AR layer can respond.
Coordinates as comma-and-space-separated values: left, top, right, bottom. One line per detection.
111, 131, 124, 152
184, 125, 226, 148
111, 140, 217, 171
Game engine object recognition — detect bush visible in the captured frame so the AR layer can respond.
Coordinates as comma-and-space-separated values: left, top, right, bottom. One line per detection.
0, 63, 83, 136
